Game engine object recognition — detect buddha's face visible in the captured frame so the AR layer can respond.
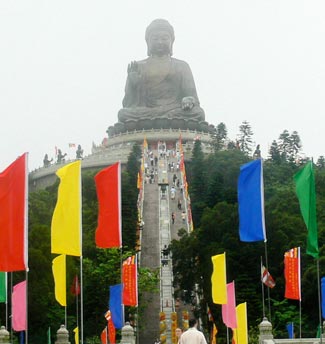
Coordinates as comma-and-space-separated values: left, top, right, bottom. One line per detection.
148, 30, 172, 57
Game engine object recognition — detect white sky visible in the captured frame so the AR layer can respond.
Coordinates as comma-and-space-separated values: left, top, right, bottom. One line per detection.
1, 0, 324, 171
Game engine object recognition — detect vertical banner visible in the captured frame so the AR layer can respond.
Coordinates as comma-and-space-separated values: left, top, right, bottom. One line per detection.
95, 162, 122, 248
0, 153, 28, 272
321, 277, 325, 319
122, 255, 138, 306
0, 272, 7, 302
109, 284, 123, 329
52, 254, 67, 306
12, 280, 27, 331
294, 162, 319, 258
211, 253, 227, 304
222, 281, 237, 329
73, 327, 79, 344
235, 302, 248, 344
238, 159, 266, 242
100, 327, 108, 344
51, 160, 81, 256
284, 247, 301, 300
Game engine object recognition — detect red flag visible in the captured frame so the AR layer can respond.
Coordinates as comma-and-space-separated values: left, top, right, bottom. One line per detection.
100, 327, 108, 344
71, 275, 80, 296
122, 255, 138, 306
12, 280, 27, 331
0, 153, 28, 272
261, 265, 276, 288
104, 310, 116, 344
284, 247, 301, 300
95, 162, 122, 248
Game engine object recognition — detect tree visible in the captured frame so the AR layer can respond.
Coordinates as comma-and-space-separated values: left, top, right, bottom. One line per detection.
212, 122, 228, 152
268, 140, 281, 163
238, 121, 254, 155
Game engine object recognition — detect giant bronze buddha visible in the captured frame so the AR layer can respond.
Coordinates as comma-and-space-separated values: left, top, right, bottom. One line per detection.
110, 19, 209, 135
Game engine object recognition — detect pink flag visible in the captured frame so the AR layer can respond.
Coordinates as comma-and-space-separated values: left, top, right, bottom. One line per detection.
95, 162, 122, 248
222, 281, 237, 329
12, 280, 27, 331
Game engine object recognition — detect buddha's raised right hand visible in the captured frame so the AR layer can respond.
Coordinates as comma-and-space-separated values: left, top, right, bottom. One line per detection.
127, 61, 142, 87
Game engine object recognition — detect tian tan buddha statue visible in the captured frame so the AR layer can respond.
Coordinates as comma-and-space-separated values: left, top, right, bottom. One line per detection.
111, 19, 209, 135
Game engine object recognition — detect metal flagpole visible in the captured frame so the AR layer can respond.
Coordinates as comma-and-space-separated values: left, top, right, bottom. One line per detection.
317, 259, 322, 344
5, 272, 8, 329
25, 270, 28, 344
264, 242, 271, 321
80, 257, 84, 344
298, 247, 302, 339
260, 257, 265, 318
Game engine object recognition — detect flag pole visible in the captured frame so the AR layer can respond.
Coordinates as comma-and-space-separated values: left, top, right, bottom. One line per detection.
317, 259, 323, 343
10, 272, 13, 341
260, 257, 265, 318
264, 242, 271, 321
25, 270, 29, 344
80, 257, 84, 344
5, 272, 8, 329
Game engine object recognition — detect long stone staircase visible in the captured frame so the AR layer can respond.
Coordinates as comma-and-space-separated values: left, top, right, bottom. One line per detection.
139, 144, 190, 344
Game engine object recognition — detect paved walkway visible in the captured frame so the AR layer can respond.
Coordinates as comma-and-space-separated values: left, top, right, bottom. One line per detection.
139, 145, 191, 344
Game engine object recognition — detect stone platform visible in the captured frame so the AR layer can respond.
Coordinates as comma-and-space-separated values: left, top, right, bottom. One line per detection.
29, 128, 214, 192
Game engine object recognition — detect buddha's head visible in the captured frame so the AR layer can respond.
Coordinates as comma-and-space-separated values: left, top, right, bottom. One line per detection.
145, 19, 175, 57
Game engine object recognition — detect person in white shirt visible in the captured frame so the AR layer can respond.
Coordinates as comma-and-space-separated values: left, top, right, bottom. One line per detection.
179, 318, 207, 344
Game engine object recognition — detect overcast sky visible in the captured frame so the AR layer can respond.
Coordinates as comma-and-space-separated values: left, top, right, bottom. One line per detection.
1, 0, 324, 171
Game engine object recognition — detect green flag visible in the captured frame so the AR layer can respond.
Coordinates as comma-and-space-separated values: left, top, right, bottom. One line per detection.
47, 326, 51, 344
294, 161, 319, 259
0, 272, 7, 303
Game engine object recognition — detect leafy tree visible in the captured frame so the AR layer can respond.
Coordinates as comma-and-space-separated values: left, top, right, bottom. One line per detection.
268, 140, 281, 164
238, 121, 254, 155
316, 156, 325, 169
212, 122, 228, 152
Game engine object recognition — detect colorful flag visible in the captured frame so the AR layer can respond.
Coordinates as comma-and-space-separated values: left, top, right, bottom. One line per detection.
261, 265, 276, 288
109, 284, 123, 329
0, 153, 28, 272
12, 280, 27, 331
71, 275, 80, 296
143, 137, 148, 150
73, 327, 79, 344
286, 322, 294, 338
105, 310, 116, 344
294, 162, 319, 258
211, 253, 227, 304
234, 302, 248, 344
47, 326, 51, 344
238, 159, 266, 242
122, 255, 138, 306
222, 281, 237, 329
0, 272, 7, 302
137, 172, 142, 189
321, 277, 325, 319
100, 327, 108, 344
284, 247, 301, 300
52, 254, 66, 306
211, 323, 218, 344
51, 160, 82, 256
95, 162, 122, 248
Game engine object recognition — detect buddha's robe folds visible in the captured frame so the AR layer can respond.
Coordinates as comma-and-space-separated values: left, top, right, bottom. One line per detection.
118, 57, 205, 123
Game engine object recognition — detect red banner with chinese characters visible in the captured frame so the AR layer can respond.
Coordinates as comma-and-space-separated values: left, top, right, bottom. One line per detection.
122, 255, 138, 306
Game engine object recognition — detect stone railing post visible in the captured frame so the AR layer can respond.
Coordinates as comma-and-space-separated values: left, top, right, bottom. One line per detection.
0, 326, 11, 344
55, 325, 70, 344
120, 322, 135, 344
258, 317, 274, 344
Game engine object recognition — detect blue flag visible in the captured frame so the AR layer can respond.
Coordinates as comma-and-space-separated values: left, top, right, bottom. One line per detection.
321, 277, 325, 319
286, 323, 294, 338
109, 284, 123, 329
238, 159, 266, 242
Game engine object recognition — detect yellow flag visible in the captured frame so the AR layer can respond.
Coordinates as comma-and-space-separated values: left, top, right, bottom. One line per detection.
51, 160, 81, 256
235, 303, 248, 344
211, 253, 227, 304
52, 254, 66, 306
73, 327, 79, 344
